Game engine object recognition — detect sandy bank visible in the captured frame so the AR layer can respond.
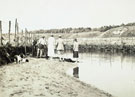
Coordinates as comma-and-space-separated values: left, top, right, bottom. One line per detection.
0, 58, 113, 97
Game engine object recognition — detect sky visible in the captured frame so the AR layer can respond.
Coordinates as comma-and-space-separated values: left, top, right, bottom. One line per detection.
0, 0, 135, 33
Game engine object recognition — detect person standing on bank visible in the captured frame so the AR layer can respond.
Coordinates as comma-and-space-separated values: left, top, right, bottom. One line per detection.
37, 36, 46, 58
43, 37, 47, 58
73, 38, 79, 63
48, 35, 55, 60
32, 39, 38, 57
56, 35, 64, 61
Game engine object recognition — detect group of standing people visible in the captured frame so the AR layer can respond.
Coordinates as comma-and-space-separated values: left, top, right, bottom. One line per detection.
36, 35, 65, 60
35, 35, 79, 62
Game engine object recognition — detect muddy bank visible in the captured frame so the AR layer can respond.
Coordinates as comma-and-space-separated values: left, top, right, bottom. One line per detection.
0, 58, 112, 97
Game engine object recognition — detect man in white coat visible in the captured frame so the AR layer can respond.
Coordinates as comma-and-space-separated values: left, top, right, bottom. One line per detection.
48, 35, 55, 59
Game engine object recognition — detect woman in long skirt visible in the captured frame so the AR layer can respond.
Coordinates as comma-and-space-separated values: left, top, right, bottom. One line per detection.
56, 35, 64, 61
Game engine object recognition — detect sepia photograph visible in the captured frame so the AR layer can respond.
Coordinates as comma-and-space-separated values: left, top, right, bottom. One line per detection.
0, 0, 135, 97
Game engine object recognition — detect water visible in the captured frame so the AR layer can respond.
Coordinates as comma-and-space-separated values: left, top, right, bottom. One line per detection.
66, 52, 135, 97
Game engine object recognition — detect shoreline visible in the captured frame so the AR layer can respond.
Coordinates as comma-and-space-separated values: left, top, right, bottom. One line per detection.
0, 58, 113, 97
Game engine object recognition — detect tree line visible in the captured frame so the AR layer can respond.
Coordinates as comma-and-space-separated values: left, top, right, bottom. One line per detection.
32, 22, 135, 34
33, 27, 92, 34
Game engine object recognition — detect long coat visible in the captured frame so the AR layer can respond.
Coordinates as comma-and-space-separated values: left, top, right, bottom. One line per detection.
48, 37, 55, 57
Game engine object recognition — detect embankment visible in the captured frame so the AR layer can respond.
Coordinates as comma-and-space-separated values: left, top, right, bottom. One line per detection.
64, 37, 135, 54
0, 58, 113, 97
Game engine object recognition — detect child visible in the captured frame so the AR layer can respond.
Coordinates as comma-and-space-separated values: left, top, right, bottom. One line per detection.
73, 39, 79, 63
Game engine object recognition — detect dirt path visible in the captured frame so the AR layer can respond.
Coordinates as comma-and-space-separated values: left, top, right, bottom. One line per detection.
0, 58, 113, 97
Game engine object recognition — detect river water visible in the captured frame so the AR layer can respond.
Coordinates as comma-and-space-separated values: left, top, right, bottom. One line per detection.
66, 52, 135, 97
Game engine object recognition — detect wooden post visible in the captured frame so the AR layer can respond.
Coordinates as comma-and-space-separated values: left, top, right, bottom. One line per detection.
28, 32, 30, 44
21, 30, 23, 38
15, 19, 17, 42
30, 32, 32, 44
0, 21, 2, 46
132, 37, 133, 46
17, 21, 19, 46
25, 28, 27, 55
17, 22, 19, 35
21, 30, 23, 46
31, 32, 32, 44
9, 21, 11, 44
17, 22, 19, 38
38, 31, 39, 39
31, 32, 33, 43
27, 29, 30, 45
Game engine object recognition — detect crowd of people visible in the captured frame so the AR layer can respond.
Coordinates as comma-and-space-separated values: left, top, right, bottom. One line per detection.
33, 35, 79, 62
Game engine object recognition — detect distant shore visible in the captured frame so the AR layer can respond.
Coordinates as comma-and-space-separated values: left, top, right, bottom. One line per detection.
0, 58, 113, 97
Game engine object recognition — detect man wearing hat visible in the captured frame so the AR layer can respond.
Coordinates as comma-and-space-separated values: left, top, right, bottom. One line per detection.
37, 36, 46, 58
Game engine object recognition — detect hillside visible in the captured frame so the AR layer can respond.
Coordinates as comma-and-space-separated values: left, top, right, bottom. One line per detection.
63, 25, 135, 38
99, 26, 135, 38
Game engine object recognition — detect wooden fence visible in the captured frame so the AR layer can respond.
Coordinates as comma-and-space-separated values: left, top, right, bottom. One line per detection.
0, 19, 35, 47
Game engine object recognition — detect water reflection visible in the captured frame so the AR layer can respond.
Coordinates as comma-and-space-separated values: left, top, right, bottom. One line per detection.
73, 67, 79, 78
67, 52, 135, 97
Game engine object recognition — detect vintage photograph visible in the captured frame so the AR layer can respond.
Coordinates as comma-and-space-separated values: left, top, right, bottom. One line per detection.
0, 0, 135, 97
